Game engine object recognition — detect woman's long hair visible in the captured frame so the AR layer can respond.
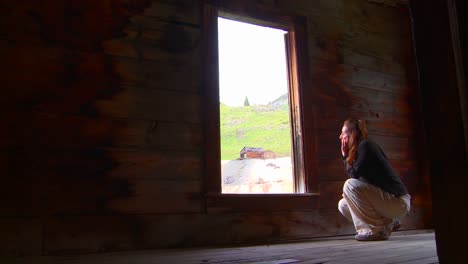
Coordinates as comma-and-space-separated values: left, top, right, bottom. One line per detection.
344, 118, 368, 167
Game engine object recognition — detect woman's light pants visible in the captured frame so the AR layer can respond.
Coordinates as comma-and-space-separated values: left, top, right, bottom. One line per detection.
338, 178, 411, 236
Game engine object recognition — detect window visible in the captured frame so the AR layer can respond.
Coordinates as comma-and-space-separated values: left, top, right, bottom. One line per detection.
203, 3, 318, 211
218, 17, 293, 194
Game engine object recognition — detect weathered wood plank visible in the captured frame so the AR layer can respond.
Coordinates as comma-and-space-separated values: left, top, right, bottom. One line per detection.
306, 72, 416, 146
110, 120, 201, 151
278, 0, 411, 34
0, 148, 203, 216
108, 179, 203, 214
142, 0, 201, 26
307, 30, 413, 71
0, 148, 201, 181
325, 243, 433, 264
133, 23, 201, 54
372, 134, 416, 160
338, 47, 408, 76
0, 112, 202, 150
317, 158, 349, 181
0, 218, 42, 256
0, 178, 203, 216
0, 177, 135, 216
42, 210, 358, 254
113, 56, 201, 93
43, 215, 145, 255
108, 149, 202, 180
322, 85, 412, 114
35, 231, 436, 263
288, 239, 430, 264
341, 65, 409, 93
0, 0, 151, 50
312, 62, 409, 94
403, 204, 433, 230
217, 0, 278, 15
2, 44, 123, 116
318, 181, 343, 209
102, 26, 201, 61
0, 177, 45, 216
2, 41, 64, 108
0, 149, 116, 182
285, 3, 414, 64
96, 85, 202, 122
206, 194, 319, 213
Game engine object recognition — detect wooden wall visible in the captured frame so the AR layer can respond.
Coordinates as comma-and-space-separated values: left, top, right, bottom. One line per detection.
410, 0, 468, 263
0, 0, 432, 256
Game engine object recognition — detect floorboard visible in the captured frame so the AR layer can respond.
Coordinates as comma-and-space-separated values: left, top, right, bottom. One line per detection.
3, 230, 438, 264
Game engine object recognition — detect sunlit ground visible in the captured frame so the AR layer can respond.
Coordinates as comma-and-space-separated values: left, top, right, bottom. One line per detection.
221, 157, 293, 193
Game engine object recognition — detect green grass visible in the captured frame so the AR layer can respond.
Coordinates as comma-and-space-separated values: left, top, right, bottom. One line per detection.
220, 103, 292, 160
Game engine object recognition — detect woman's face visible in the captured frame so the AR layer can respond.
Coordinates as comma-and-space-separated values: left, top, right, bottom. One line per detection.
339, 125, 350, 141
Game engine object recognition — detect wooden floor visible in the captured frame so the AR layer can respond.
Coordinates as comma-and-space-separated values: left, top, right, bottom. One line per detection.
6, 230, 438, 264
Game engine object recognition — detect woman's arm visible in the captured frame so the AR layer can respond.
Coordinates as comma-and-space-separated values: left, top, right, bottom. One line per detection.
346, 140, 371, 178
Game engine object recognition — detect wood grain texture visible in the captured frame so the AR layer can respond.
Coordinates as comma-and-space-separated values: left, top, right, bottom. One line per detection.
0, 113, 202, 151
409, 1, 468, 263
41, 210, 357, 254
25, 231, 437, 263
0, 218, 43, 256
0, 0, 432, 256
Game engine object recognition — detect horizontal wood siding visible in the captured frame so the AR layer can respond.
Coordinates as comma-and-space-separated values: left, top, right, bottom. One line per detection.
0, 0, 431, 255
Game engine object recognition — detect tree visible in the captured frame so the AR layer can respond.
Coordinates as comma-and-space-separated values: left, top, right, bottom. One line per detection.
244, 96, 250, 106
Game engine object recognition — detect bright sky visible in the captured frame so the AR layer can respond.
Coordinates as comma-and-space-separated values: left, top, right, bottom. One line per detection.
218, 17, 289, 107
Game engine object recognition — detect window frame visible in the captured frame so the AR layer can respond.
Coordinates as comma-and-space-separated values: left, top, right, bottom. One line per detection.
202, 1, 319, 212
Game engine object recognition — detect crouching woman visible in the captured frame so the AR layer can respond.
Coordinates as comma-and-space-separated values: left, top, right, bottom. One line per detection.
338, 118, 411, 241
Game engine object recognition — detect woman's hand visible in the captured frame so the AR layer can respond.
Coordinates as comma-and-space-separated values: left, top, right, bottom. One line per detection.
341, 138, 349, 157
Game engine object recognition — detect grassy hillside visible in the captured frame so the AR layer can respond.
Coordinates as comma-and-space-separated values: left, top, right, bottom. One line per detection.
220, 98, 292, 160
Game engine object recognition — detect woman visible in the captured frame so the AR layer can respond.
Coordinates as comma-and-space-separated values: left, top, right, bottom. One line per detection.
338, 118, 411, 241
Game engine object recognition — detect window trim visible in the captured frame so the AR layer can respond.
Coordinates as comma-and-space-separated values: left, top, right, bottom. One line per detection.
202, 1, 319, 212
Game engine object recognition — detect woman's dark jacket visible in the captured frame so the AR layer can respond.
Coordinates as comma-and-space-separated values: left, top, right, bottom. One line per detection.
342, 139, 408, 197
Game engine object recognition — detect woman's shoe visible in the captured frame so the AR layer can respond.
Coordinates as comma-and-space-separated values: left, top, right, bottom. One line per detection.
355, 231, 389, 241
392, 219, 401, 232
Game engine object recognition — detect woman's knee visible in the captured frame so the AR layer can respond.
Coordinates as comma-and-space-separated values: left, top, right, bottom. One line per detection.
343, 178, 362, 195
338, 198, 348, 214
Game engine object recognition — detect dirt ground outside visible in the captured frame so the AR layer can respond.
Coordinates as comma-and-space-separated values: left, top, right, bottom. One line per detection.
221, 157, 294, 193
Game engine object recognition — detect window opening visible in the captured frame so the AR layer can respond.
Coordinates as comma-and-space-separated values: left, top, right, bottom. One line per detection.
218, 17, 299, 194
